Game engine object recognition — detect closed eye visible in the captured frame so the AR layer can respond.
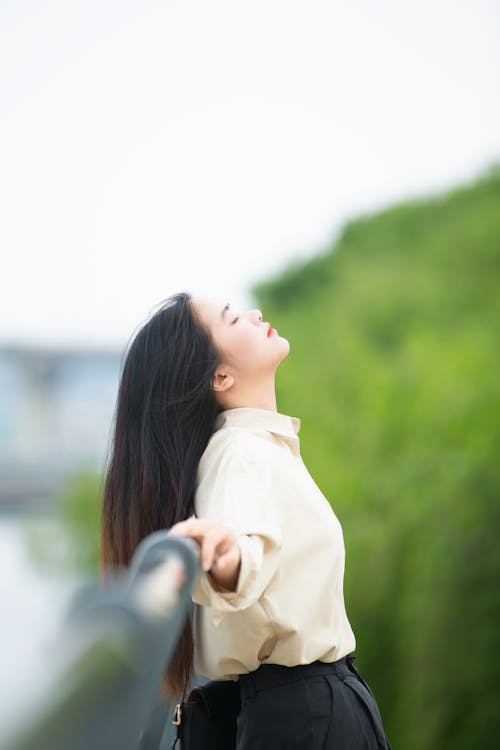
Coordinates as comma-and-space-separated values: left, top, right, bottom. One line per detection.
231, 317, 239, 325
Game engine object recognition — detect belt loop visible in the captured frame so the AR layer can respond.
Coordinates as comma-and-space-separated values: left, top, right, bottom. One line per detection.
345, 653, 356, 674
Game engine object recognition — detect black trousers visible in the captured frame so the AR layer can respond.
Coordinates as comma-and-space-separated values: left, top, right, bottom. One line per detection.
236, 654, 393, 750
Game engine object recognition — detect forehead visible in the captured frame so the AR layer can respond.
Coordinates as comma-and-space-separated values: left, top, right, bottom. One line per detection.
191, 296, 226, 329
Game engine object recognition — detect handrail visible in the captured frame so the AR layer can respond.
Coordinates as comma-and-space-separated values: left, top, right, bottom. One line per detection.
2, 532, 199, 750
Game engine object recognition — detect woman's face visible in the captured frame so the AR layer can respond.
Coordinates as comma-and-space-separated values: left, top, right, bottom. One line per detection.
190, 296, 290, 375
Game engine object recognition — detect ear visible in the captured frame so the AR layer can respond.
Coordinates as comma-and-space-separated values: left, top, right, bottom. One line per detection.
212, 367, 235, 394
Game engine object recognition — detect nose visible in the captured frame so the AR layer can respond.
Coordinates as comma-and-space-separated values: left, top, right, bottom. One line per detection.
252, 309, 263, 324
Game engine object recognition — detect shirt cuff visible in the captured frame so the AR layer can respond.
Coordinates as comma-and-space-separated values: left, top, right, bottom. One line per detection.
190, 533, 279, 627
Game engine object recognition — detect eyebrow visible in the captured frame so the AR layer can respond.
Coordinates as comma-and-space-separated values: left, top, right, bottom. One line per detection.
221, 302, 230, 320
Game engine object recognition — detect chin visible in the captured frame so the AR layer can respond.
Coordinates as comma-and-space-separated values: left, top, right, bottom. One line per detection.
277, 336, 291, 361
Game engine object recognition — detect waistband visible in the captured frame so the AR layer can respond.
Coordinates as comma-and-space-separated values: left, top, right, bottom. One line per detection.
238, 654, 356, 701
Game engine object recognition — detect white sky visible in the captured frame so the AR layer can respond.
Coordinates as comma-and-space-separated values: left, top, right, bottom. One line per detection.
1, 0, 499, 349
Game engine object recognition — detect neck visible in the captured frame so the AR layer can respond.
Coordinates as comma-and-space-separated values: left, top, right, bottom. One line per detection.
220, 375, 278, 412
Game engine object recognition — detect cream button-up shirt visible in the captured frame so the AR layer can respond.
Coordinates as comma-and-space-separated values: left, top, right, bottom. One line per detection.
191, 407, 356, 681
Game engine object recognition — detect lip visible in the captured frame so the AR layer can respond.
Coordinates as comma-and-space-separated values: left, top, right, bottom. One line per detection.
267, 324, 275, 337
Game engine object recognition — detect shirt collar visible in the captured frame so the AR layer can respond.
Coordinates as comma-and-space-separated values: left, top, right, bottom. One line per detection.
214, 407, 301, 456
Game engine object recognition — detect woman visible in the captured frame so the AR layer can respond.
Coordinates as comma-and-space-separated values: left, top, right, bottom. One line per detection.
101, 291, 393, 749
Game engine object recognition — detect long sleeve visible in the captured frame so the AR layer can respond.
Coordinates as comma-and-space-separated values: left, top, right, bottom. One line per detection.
190, 408, 356, 681
191, 443, 283, 626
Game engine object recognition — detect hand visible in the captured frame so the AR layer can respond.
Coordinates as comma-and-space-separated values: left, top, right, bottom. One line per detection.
168, 516, 242, 592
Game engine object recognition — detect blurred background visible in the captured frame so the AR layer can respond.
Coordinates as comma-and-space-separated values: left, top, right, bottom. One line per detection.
1, 2, 499, 748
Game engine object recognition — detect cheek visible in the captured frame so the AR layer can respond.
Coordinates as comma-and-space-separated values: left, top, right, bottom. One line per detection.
224, 329, 264, 366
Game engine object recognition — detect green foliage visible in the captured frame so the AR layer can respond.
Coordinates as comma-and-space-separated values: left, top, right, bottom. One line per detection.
37, 166, 499, 749
26, 469, 103, 581
58, 470, 103, 576
252, 167, 500, 750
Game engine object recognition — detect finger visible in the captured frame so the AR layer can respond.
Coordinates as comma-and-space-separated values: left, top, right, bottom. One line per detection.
169, 518, 205, 538
215, 530, 239, 557
201, 532, 221, 572
214, 542, 238, 569
214, 535, 233, 556
168, 519, 191, 536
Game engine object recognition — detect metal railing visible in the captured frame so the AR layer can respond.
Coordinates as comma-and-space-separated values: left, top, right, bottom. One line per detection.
2, 532, 199, 750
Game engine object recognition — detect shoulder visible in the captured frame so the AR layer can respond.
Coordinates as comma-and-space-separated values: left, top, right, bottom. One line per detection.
198, 427, 273, 476
195, 428, 281, 517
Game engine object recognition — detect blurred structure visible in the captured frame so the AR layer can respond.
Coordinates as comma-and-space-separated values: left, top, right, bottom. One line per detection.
0, 344, 121, 511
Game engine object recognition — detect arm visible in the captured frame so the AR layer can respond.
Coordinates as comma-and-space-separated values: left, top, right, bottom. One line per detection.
168, 515, 242, 591
172, 446, 283, 624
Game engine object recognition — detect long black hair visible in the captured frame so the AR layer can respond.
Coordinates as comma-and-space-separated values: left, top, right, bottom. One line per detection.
101, 291, 221, 698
